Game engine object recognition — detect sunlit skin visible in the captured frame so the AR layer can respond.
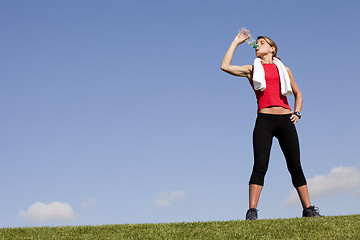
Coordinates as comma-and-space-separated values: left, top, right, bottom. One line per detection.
221, 29, 311, 210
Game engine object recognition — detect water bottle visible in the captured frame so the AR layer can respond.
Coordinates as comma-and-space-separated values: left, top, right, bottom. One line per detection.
239, 27, 258, 49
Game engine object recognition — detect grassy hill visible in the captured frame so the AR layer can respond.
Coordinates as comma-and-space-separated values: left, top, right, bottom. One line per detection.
0, 215, 359, 239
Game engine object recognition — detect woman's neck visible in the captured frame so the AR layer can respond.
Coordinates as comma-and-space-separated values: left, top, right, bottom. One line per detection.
261, 55, 273, 64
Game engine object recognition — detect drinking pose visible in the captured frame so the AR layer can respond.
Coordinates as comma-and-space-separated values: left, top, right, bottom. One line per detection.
221, 29, 321, 220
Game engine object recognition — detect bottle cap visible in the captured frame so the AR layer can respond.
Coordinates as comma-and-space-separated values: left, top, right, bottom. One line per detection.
253, 44, 258, 49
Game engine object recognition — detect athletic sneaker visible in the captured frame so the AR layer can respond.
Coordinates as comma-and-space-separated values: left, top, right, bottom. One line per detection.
302, 206, 322, 217
246, 208, 258, 220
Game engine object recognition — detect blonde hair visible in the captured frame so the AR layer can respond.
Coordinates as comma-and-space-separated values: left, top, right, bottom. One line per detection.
257, 36, 281, 60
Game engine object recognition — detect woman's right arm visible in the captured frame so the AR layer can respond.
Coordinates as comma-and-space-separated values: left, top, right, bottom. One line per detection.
221, 30, 252, 79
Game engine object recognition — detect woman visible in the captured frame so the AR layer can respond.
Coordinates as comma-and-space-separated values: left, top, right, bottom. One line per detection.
220, 29, 321, 220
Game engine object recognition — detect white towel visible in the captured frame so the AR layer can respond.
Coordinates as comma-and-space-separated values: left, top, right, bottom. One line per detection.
253, 57, 293, 95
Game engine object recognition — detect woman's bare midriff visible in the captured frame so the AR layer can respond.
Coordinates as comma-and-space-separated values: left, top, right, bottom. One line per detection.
258, 106, 292, 114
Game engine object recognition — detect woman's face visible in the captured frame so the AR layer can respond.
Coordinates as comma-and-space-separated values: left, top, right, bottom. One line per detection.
255, 38, 275, 57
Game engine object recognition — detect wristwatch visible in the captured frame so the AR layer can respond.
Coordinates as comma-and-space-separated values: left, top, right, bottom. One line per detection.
293, 112, 301, 119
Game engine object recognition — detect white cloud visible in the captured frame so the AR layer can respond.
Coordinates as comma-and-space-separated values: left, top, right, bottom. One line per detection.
284, 166, 360, 205
82, 198, 97, 209
19, 201, 78, 222
154, 191, 186, 207
284, 190, 300, 205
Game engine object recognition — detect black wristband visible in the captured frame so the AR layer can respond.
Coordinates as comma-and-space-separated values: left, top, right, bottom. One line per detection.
293, 112, 301, 119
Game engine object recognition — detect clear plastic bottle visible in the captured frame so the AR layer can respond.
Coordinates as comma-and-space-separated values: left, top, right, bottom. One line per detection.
239, 27, 258, 49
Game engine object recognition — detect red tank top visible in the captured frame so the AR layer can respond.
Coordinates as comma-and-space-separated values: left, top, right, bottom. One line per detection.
250, 63, 291, 112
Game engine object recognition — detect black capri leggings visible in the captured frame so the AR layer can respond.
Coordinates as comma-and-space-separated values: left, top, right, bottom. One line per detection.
249, 113, 307, 188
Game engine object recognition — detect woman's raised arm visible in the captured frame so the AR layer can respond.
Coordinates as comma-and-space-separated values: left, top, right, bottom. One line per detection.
221, 30, 253, 78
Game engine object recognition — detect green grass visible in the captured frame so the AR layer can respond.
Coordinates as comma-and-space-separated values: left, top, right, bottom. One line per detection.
1, 215, 359, 240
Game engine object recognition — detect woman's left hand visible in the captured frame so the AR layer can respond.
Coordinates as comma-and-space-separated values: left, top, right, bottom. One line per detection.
290, 113, 299, 124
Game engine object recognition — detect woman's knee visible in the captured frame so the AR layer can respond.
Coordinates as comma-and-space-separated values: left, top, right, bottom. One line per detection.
290, 168, 307, 188
249, 166, 268, 186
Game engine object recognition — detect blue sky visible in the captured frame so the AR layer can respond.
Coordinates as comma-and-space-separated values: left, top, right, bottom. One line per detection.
1, 0, 360, 227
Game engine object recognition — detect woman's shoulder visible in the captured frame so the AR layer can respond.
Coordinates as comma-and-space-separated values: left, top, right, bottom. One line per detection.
284, 66, 293, 75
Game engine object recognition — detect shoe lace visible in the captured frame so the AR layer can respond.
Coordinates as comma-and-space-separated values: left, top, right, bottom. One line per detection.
309, 206, 320, 214
247, 208, 258, 217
